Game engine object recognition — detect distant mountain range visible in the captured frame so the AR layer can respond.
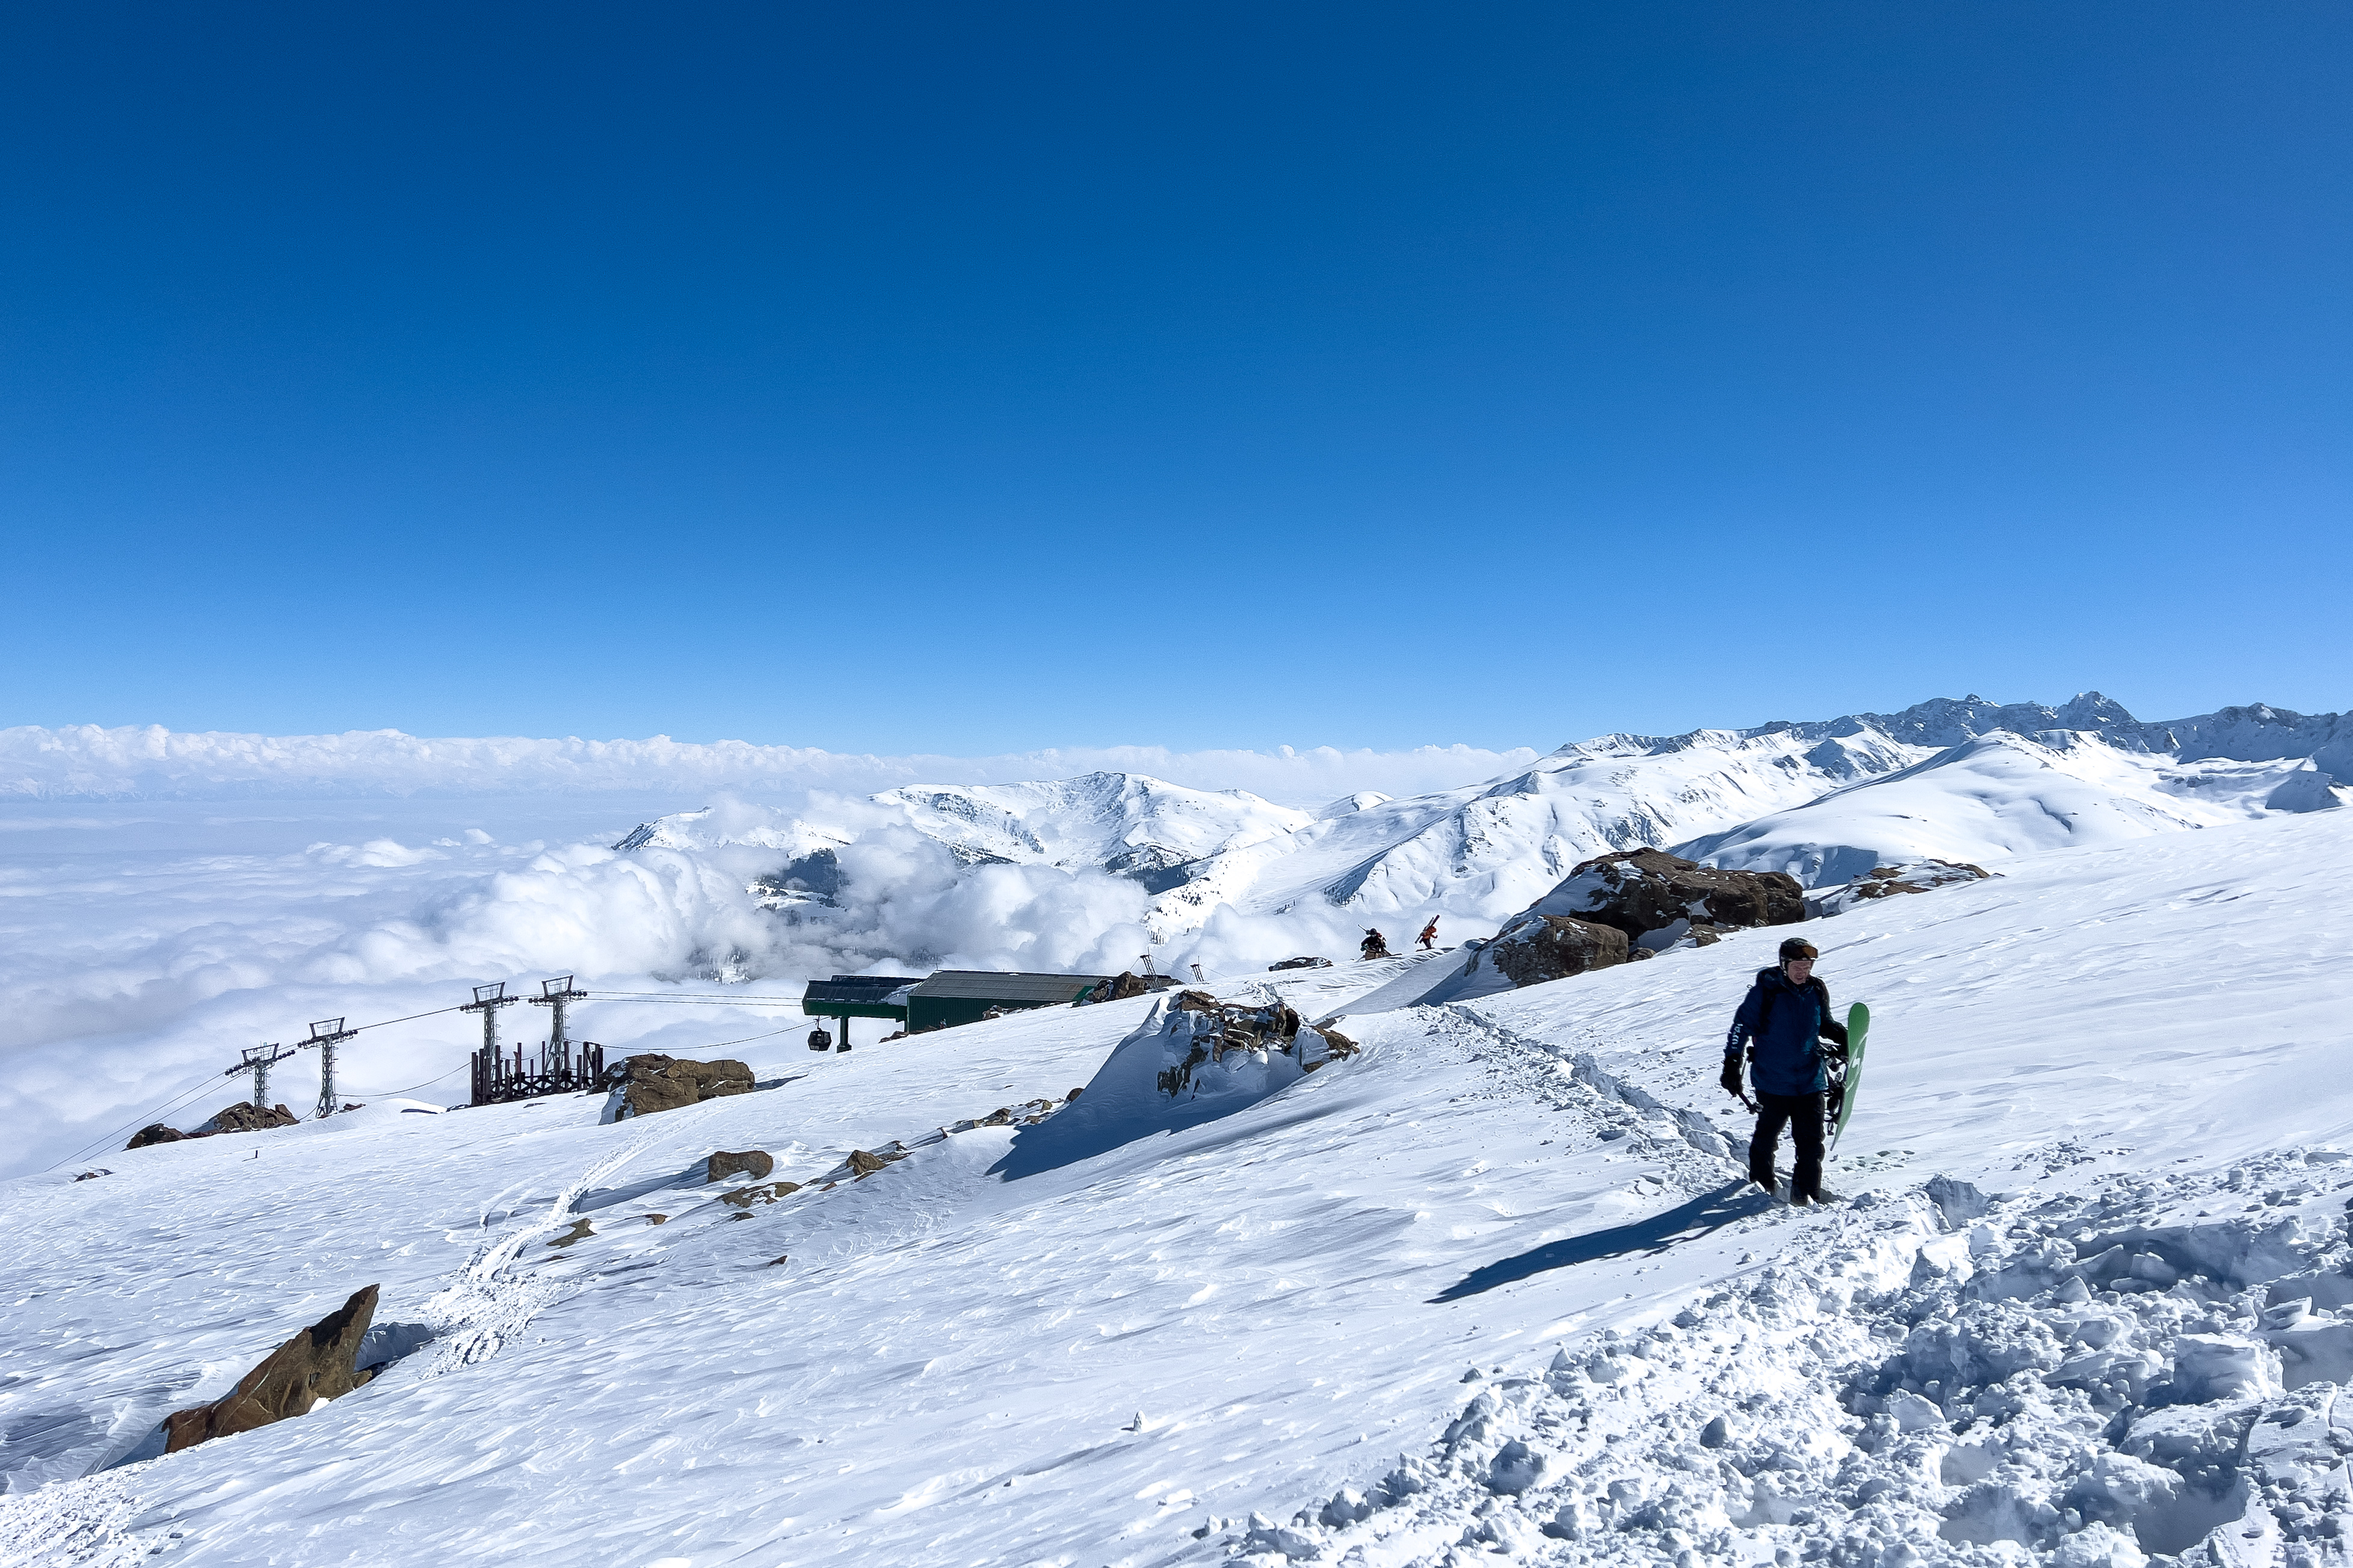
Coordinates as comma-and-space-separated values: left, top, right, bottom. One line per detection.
606, 694, 2349, 945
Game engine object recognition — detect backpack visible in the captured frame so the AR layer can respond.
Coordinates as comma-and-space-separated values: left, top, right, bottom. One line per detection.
1753, 970, 1830, 1042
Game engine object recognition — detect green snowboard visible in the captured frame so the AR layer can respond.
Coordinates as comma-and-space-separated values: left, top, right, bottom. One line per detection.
1830, 1003, 1870, 1151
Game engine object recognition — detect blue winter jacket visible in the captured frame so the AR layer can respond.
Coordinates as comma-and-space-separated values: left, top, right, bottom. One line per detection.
1725, 968, 1848, 1096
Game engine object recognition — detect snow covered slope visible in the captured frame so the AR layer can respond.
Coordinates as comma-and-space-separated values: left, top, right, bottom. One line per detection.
1679, 730, 2348, 888
6, 810, 2353, 1566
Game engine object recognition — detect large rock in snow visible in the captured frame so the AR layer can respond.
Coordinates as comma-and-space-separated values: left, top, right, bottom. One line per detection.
608, 1056, 754, 1121
706, 1149, 774, 1182
208, 1101, 300, 1134
1484, 915, 1631, 988
1807, 858, 1993, 918
1422, 848, 1799, 1003
1538, 849, 1804, 944
164, 1285, 380, 1454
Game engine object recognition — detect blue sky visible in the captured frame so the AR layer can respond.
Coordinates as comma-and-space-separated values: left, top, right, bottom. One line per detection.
2, 3, 2346, 753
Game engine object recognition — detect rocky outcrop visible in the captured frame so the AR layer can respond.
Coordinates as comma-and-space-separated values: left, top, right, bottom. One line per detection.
1428, 850, 1803, 1002
127, 1101, 298, 1151
164, 1285, 379, 1454
608, 1056, 754, 1120
847, 1148, 906, 1176
720, 1180, 801, 1208
1808, 858, 1994, 917
1485, 915, 1631, 988
1543, 849, 1804, 942
209, 1101, 300, 1133
706, 1149, 774, 1183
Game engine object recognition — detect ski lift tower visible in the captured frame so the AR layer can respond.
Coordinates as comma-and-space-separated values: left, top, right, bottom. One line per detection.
528, 976, 587, 1080
461, 982, 520, 1066
226, 1042, 297, 1114
304, 1018, 360, 1118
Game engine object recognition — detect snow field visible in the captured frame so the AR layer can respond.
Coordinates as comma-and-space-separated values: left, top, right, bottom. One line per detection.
2, 802, 2351, 1565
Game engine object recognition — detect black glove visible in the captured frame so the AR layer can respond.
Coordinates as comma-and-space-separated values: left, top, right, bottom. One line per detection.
1719, 1057, 1744, 1098
1822, 1019, 1850, 1048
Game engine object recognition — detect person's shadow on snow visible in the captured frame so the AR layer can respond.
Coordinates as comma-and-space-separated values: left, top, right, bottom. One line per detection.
1427, 1180, 1771, 1303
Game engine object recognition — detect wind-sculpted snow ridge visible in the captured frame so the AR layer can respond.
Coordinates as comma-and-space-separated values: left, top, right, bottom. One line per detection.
1250, 1153, 2353, 1568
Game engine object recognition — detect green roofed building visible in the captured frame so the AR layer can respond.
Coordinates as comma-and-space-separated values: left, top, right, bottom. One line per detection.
905, 970, 1115, 1033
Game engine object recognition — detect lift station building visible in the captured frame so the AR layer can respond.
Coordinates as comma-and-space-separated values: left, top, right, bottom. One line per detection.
904, 970, 1115, 1032
799, 974, 923, 1048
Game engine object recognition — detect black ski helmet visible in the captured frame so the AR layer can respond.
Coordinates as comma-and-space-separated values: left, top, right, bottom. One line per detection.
1778, 937, 1818, 963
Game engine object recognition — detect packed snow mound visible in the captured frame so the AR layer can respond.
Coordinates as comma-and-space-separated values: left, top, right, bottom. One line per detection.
993, 993, 1351, 1178
1300, 1161, 2353, 1567
1679, 730, 2347, 887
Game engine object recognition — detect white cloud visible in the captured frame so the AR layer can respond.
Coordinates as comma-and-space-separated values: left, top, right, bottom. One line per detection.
0, 725, 1543, 810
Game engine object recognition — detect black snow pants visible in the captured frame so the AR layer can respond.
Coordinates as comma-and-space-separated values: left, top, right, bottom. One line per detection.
1750, 1090, 1825, 1203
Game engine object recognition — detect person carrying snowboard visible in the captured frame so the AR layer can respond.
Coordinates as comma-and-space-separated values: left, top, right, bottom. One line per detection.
1721, 936, 1849, 1205
1417, 918, 1440, 950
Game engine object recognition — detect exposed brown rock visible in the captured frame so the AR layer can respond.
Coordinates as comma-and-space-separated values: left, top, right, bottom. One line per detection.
1170, 989, 1221, 1014
1550, 849, 1805, 938
1109, 971, 1150, 1000
706, 1149, 774, 1183
1488, 915, 1632, 988
847, 1148, 905, 1176
546, 1219, 594, 1248
209, 1101, 300, 1134
126, 1124, 185, 1150
720, 1181, 802, 1208
612, 1054, 756, 1120
164, 1285, 379, 1454
1301, 1024, 1362, 1073
1851, 858, 1991, 899
1807, 857, 1996, 917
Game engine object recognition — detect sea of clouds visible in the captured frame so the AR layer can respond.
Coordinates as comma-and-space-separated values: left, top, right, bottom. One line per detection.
0, 724, 1541, 808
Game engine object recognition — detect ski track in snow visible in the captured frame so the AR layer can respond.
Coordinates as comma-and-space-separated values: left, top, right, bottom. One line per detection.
2, 811, 2352, 1564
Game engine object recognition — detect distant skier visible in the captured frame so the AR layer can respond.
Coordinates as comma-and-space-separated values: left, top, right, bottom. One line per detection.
1417, 918, 1440, 951
1721, 937, 1849, 1205
1360, 928, 1391, 960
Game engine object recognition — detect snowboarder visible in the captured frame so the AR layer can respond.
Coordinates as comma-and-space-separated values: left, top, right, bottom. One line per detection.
1721, 936, 1849, 1205
1360, 928, 1390, 960
1417, 918, 1440, 951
